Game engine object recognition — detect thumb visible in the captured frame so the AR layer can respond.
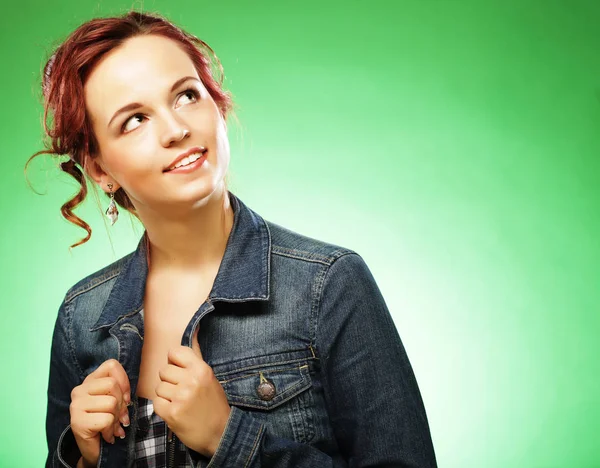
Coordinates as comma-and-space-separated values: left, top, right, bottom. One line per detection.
191, 326, 202, 359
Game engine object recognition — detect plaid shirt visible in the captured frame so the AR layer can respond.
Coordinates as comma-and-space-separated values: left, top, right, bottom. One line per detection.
135, 396, 193, 467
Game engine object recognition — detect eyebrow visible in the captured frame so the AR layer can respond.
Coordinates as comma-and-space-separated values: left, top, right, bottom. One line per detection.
107, 76, 201, 128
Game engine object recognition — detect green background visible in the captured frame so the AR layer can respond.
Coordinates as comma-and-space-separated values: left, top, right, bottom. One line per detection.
1, 0, 598, 466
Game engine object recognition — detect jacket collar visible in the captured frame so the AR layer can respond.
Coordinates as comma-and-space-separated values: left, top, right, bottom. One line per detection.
91, 191, 271, 331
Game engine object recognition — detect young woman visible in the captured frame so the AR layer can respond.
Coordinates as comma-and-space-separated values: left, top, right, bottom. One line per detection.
33, 10, 437, 468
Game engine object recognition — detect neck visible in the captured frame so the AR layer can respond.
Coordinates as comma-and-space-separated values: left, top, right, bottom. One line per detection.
139, 185, 234, 272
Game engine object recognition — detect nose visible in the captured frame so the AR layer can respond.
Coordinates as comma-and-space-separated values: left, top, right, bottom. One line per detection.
159, 112, 191, 147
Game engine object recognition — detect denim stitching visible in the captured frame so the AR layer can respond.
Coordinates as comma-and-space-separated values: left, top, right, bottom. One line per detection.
210, 295, 269, 302
263, 220, 272, 299
64, 299, 85, 380
314, 252, 360, 363
205, 404, 236, 468
288, 376, 314, 444
272, 248, 330, 265
310, 251, 356, 334
217, 364, 308, 384
310, 261, 330, 360
272, 245, 355, 264
214, 355, 313, 377
89, 305, 144, 331
56, 424, 73, 467
288, 390, 303, 444
300, 378, 316, 442
244, 423, 264, 468
224, 378, 311, 410
65, 272, 117, 302
119, 323, 143, 340
64, 266, 124, 303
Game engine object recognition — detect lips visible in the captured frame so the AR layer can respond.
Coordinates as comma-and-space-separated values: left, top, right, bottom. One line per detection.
164, 146, 207, 172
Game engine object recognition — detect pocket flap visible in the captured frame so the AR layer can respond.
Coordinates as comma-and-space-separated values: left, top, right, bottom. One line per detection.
219, 362, 312, 411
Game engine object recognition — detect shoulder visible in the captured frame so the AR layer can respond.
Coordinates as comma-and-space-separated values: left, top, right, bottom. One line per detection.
264, 219, 377, 300
50, 252, 136, 369
266, 219, 359, 266
62, 250, 135, 304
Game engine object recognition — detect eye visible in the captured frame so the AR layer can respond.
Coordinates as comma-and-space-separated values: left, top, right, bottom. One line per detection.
122, 114, 146, 133
176, 88, 200, 107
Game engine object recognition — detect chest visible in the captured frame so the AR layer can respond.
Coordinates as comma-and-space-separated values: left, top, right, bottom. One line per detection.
136, 275, 213, 400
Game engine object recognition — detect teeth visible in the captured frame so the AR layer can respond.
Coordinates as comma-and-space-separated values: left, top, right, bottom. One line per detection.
169, 151, 204, 170
178, 156, 191, 167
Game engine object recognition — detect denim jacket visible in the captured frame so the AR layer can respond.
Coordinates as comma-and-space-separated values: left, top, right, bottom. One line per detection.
46, 191, 437, 467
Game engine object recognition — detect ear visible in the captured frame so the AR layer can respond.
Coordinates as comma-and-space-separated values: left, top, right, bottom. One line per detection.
84, 155, 121, 193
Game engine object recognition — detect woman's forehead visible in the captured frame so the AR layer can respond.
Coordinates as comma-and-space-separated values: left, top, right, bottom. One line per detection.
84, 35, 198, 122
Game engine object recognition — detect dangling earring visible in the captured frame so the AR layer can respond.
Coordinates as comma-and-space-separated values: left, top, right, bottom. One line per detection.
105, 183, 119, 225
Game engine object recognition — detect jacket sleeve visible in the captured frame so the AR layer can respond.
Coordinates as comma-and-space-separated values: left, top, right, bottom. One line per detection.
46, 297, 85, 468
200, 252, 437, 468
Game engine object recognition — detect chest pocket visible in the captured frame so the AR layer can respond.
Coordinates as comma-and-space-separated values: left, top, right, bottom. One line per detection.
215, 352, 315, 444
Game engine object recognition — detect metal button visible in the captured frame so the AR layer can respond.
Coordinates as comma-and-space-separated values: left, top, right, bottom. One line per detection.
257, 372, 276, 401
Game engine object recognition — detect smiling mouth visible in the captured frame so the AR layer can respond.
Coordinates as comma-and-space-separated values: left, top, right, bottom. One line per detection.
164, 148, 208, 172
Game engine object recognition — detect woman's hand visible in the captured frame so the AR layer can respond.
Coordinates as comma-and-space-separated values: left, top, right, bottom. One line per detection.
70, 359, 131, 466
154, 328, 231, 458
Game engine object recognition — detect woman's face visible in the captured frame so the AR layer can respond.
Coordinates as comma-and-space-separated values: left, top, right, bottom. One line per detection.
84, 34, 229, 214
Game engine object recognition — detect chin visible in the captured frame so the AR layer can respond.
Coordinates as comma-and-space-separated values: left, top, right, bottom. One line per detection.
179, 179, 226, 206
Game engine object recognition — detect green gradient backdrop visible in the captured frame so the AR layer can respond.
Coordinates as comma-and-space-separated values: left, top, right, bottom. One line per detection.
1, 1, 598, 466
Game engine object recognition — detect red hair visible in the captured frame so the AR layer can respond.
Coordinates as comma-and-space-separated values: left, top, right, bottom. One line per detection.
26, 10, 234, 248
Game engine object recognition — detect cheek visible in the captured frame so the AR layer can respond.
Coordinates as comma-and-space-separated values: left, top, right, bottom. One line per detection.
101, 147, 160, 199
211, 125, 230, 176
214, 118, 230, 153
106, 139, 158, 176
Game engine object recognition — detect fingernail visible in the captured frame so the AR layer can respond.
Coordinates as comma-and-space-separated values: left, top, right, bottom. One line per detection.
124, 393, 131, 405
119, 427, 126, 439
121, 413, 130, 427
110, 436, 115, 444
